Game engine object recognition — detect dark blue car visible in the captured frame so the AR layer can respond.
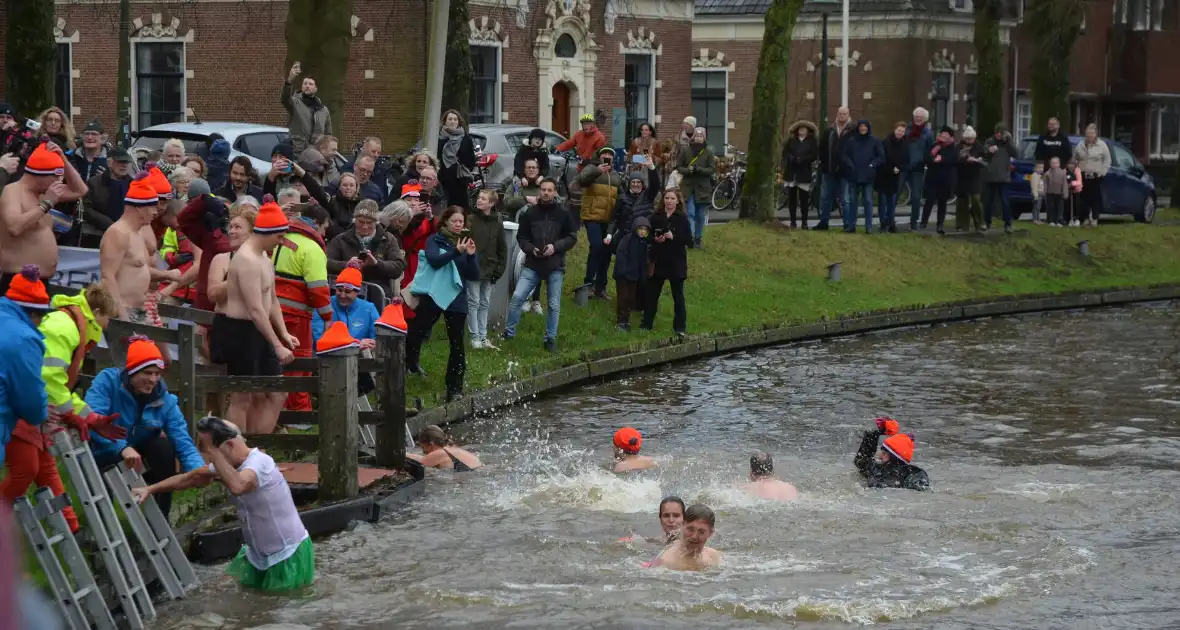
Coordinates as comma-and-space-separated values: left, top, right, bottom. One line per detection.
1008, 136, 1157, 223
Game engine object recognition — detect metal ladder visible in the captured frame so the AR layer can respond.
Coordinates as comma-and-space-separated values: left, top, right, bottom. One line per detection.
357, 348, 415, 450
103, 462, 199, 600
13, 488, 117, 630
49, 430, 155, 628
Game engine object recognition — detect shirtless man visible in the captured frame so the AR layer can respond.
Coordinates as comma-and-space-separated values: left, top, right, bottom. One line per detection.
649, 504, 721, 571
216, 201, 298, 434
0, 142, 88, 292
99, 174, 180, 321
612, 427, 657, 473
741, 452, 799, 501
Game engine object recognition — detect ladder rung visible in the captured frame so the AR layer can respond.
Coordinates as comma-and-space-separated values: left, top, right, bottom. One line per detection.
74, 586, 95, 598
46, 533, 65, 545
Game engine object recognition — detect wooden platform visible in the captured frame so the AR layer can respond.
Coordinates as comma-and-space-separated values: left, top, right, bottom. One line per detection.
277, 462, 397, 489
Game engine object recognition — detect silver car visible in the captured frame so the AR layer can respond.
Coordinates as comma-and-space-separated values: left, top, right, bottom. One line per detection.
468, 124, 579, 196
130, 121, 290, 179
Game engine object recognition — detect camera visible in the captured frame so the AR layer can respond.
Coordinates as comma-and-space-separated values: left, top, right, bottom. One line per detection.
24, 119, 41, 132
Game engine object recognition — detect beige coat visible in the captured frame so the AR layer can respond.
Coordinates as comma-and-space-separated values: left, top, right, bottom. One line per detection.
1072, 139, 1111, 178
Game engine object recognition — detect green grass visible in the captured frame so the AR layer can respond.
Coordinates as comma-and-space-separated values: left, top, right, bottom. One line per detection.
409, 219, 1180, 406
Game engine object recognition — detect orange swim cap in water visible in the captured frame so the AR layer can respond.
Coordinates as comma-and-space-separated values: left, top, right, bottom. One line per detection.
613, 427, 642, 454
875, 417, 900, 436
882, 433, 915, 464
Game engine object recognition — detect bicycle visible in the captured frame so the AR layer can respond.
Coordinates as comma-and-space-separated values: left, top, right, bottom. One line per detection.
710, 144, 747, 211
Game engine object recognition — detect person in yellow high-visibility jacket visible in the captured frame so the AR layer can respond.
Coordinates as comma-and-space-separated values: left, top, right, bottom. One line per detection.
271, 205, 332, 413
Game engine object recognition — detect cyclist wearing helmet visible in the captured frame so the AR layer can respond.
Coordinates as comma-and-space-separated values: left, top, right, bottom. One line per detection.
556, 113, 606, 172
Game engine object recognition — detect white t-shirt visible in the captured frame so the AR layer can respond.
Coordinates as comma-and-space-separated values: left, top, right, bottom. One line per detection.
209, 449, 308, 570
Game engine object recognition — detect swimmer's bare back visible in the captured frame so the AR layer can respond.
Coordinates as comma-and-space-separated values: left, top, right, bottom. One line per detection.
0, 180, 58, 276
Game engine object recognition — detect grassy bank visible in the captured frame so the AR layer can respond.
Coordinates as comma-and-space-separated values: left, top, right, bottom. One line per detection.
409, 218, 1180, 406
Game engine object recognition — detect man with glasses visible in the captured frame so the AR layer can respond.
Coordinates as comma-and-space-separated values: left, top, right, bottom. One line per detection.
328, 154, 384, 204
67, 120, 109, 181
415, 165, 447, 216
311, 265, 378, 350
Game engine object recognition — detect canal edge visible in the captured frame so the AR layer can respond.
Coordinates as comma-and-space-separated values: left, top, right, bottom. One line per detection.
411, 284, 1180, 434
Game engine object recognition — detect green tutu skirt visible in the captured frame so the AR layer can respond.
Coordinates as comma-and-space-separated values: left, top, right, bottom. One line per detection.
226, 537, 315, 592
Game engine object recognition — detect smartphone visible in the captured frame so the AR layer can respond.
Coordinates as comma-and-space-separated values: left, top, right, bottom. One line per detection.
290, 202, 308, 215
631, 154, 646, 164
460, 228, 471, 235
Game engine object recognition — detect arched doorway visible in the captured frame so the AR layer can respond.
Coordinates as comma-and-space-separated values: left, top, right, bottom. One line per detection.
552, 82, 571, 138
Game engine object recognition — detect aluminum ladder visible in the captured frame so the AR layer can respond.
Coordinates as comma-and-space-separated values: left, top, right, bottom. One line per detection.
357, 348, 415, 450
13, 488, 117, 630
50, 430, 155, 628
103, 462, 200, 600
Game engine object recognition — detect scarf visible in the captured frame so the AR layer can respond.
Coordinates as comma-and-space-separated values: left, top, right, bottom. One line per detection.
301, 92, 322, 112
439, 127, 464, 169
439, 226, 461, 245
908, 123, 925, 139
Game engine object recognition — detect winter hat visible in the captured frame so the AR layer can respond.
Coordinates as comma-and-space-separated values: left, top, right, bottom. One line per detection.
400, 183, 422, 199
125, 334, 165, 375
882, 433, 915, 464
299, 147, 329, 174
315, 321, 360, 355
146, 164, 173, 199
939, 125, 956, 136
597, 146, 616, 158
124, 171, 160, 207
613, 427, 642, 454
272, 142, 296, 161
683, 116, 697, 127
253, 201, 289, 234
874, 417, 900, 436
188, 177, 211, 198
4, 264, 50, 311
24, 143, 65, 176
210, 139, 231, 159
375, 303, 408, 335
83, 119, 104, 134
335, 263, 363, 292
994, 122, 1008, 135
962, 126, 977, 140
0, 102, 13, 117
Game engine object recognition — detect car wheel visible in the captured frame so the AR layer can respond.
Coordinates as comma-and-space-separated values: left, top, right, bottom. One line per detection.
1134, 196, 1155, 223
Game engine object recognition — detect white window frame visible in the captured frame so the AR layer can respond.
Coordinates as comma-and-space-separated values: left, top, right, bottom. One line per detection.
1015, 95, 1032, 142
930, 70, 955, 129
950, 0, 973, 12
468, 43, 503, 125
1150, 99, 1180, 160
691, 68, 729, 153
129, 38, 188, 131
622, 51, 657, 141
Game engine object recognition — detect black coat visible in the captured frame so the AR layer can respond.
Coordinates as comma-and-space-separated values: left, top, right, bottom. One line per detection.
853, 430, 930, 491
876, 135, 908, 195
514, 145, 552, 179
782, 122, 819, 184
608, 170, 659, 239
516, 200, 577, 275
923, 142, 959, 202
1033, 131, 1072, 170
818, 123, 855, 175
613, 216, 651, 283
956, 141, 987, 197
648, 209, 691, 280
213, 183, 264, 204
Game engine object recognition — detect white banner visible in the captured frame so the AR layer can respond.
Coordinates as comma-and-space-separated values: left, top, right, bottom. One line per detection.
50, 246, 102, 290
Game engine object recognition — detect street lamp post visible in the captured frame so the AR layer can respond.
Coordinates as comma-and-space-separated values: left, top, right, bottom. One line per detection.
813, 0, 840, 131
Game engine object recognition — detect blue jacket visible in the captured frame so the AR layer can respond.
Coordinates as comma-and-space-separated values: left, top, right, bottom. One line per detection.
904, 122, 935, 172
842, 121, 884, 185
67, 148, 108, 181
424, 233, 481, 313
312, 295, 380, 342
83, 368, 204, 472
0, 298, 48, 466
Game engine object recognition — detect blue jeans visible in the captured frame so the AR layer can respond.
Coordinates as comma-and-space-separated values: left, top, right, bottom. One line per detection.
583, 221, 611, 293
878, 192, 898, 228
685, 196, 707, 241
818, 173, 847, 227
907, 170, 925, 227
845, 182, 874, 232
505, 268, 564, 341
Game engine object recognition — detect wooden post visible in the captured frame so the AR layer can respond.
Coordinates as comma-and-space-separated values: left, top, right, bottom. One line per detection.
317, 348, 359, 501
175, 322, 198, 433
375, 327, 406, 470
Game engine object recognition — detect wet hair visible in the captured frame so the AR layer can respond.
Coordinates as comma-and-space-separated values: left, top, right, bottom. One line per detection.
658, 496, 685, 515
195, 415, 240, 447
750, 451, 774, 477
439, 205, 466, 227
684, 504, 715, 528
83, 282, 119, 318
418, 424, 453, 446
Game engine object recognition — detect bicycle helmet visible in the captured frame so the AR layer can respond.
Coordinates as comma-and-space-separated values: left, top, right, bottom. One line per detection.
579, 113, 595, 123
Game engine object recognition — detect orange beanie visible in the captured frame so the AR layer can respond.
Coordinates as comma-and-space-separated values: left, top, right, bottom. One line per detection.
24, 143, 65, 176
254, 201, 289, 234
882, 433, 915, 464
125, 334, 165, 375
146, 164, 173, 199
316, 321, 360, 355
375, 303, 408, 334
613, 427, 642, 454
335, 263, 363, 292
124, 171, 159, 207
4, 264, 50, 311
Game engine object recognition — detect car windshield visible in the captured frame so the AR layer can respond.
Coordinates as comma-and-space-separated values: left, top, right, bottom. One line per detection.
131, 132, 209, 156
1017, 139, 1038, 160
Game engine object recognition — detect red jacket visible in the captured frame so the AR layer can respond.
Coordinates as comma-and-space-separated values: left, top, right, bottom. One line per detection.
176, 195, 231, 312
400, 214, 436, 289
556, 125, 607, 165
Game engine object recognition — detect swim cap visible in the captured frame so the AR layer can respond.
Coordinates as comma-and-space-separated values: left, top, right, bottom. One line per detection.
874, 417, 900, 436
882, 433, 915, 464
613, 427, 642, 454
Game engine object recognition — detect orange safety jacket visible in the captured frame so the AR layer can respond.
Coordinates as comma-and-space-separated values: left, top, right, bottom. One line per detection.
272, 218, 332, 321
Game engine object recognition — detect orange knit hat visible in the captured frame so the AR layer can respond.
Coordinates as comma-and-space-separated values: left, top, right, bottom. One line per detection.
375, 303, 408, 335
124, 171, 159, 207
613, 427, 642, 454
254, 201, 289, 234
146, 164, 173, 199
316, 321, 360, 355
24, 143, 65, 176
335, 263, 363, 292
4, 264, 50, 311
882, 433, 915, 464
125, 334, 165, 375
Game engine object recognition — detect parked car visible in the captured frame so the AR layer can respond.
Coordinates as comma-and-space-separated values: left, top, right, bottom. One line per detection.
1008, 135, 1157, 223
130, 121, 290, 180
467, 124, 579, 196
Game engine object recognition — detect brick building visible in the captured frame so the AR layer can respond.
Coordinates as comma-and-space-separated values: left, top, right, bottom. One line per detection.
0, 0, 697, 154
692, 0, 1180, 165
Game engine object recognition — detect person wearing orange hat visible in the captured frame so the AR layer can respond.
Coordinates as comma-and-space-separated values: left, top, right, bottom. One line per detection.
0, 141, 88, 295
612, 427, 657, 473
216, 200, 298, 435
83, 334, 205, 517
853, 417, 930, 491
0, 266, 52, 471
99, 172, 182, 323
310, 263, 378, 349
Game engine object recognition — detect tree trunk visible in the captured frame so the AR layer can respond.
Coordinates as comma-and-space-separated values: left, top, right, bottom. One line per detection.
5, 0, 57, 119
1025, 0, 1086, 130
738, 0, 807, 221
441, 0, 473, 121
116, 0, 131, 144
284, 0, 353, 144
972, 0, 1004, 135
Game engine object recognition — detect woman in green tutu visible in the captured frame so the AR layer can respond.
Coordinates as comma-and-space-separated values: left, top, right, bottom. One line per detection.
132, 417, 315, 591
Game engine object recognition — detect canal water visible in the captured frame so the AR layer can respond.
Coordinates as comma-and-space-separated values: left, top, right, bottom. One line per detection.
160, 303, 1180, 629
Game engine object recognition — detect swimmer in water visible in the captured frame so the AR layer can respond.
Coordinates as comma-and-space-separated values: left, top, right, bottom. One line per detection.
406, 425, 482, 472
622, 495, 685, 546
648, 504, 721, 571
741, 452, 799, 501
612, 427, 657, 473
853, 417, 929, 491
